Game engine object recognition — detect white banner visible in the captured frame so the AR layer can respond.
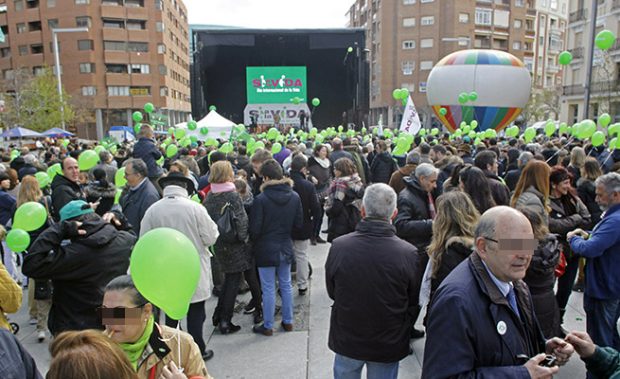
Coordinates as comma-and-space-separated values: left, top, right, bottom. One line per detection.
399, 96, 422, 135
243, 103, 312, 130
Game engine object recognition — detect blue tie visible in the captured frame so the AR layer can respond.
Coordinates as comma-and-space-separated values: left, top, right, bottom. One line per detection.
507, 286, 521, 319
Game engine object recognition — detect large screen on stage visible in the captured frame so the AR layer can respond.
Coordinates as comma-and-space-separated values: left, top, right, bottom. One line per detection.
246, 66, 307, 104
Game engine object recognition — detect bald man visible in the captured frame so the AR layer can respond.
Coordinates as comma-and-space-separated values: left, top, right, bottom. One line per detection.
422, 207, 573, 378
50, 157, 86, 221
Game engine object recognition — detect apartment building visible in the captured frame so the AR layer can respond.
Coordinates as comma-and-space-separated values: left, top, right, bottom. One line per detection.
348, 0, 538, 128
0, 0, 190, 139
561, 0, 620, 124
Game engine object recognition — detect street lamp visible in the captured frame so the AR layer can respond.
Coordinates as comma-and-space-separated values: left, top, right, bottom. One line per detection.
52, 27, 89, 130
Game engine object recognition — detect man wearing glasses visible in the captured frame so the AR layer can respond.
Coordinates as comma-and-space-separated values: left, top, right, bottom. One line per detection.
422, 206, 573, 378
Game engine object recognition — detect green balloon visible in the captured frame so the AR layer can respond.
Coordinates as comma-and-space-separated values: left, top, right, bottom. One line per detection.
338, 125, 344, 132
190, 135, 198, 144
156, 156, 164, 166
209, 105, 217, 111
168, 127, 175, 136
13, 202, 47, 232
418, 129, 427, 136
144, 102, 155, 114
114, 189, 122, 205
219, 142, 233, 154
10, 150, 20, 160
347, 47, 353, 53
132, 111, 143, 123
484, 129, 497, 139
292, 97, 301, 105
591, 131, 606, 147
6, 229, 30, 253
134, 125, 141, 134
78, 150, 100, 171
47, 163, 62, 180
179, 137, 191, 148
130, 228, 200, 320
399, 88, 410, 100
95, 145, 106, 154
166, 144, 178, 158
115, 167, 127, 187
267, 127, 279, 140
392, 89, 401, 100
469, 91, 478, 102
200, 127, 209, 135
312, 97, 321, 107
524, 127, 536, 143
271, 142, 283, 154
205, 138, 219, 147
579, 119, 597, 139
596, 29, 616, 50
187, 120, 197, 131
462, 125, 471, 134
470, 120, 479, 130
558, 51, 573, 65
544, 121, 556, 137
559, 123, 569, 135
458, 92, 469, 104
191, 194, 201, 203
439, 107, 447, 116
609, 123, 620, 136
610, 137, 619, 150
34, 172, 50, 189
468, 131, 477, 139
174, 128, 186, 139
599, 113, 612, 127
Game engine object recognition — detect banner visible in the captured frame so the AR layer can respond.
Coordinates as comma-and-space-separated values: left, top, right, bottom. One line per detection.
244, 103, 312, 129
399, 95, 422, 135
246, 67, 307, 104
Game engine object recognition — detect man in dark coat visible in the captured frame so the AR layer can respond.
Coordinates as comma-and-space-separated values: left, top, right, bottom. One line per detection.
132, 125, 163, 190
290, 154, 321, 295
369, 140, 397, 184
423, 206, 574, 378
394, 162, 438, 338
475, 150, 511, 206
116, 158, 160, 235
22, 200, 136, 336
326, 183, 419, 379
504, 151, 533, 192
329, 138, 353, 165
50, 157, 86, 221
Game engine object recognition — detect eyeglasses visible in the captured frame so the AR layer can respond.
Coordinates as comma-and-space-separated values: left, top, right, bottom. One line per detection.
97, 306, 145, 325
484, 237, 537, 253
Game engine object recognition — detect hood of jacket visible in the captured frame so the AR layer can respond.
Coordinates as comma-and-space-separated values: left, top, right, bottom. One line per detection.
72, 218, 119, 247
86, 182, 117, 198
445, 236, 474, 250
51, 173, 81, 192
403, 175, 426, 195
260, 178, 295, 205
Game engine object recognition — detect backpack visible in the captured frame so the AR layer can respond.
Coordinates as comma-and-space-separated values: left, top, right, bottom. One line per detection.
215, 202, 238, 244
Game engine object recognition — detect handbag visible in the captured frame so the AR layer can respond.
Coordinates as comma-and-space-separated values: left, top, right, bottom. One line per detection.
216, 202, 238, 244
555, 250, 567, 277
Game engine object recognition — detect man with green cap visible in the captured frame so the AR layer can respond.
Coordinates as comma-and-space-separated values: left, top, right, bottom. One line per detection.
22, 200, 136, 336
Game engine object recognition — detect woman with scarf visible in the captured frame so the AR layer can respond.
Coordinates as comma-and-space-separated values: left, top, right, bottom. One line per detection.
325, 157, 364, 242
307, 144, 331, 245
101, 275, 212, 379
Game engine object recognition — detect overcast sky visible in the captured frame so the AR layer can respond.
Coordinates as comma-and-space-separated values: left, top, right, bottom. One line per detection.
185, 0, 353, 29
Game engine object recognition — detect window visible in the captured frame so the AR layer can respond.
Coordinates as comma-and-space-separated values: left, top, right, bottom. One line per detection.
514, 19, 522, 28
402, 40, 416, 49
33, 66, 45, 76
459, 13, 469, 23
403, 17, 416, 27
14, 0, 24, 11
421, 0, 433, 2
47, 0, 55, 7
31, 44, 43, 54
401, 61, 414, 75
420, 38, 434, 48
419, 82, 427, 92
420, 61, 433, 70
79, 63, 95, 73
421, 16, 434, 25
130, 64, 149, 74
82, 86, 96, 96
103, 19, 124, 28
16, 23, 26, 33
106, 64, 128, 73
155, 0, 162, 10
127, 20, 146, 30
403, 0, 415, 4
75, 0, 89, 4
125, 0, 144, 7
104, 40, 126, 50
76, 16, 91, 28
28, 21, 42, 32
108, 86, 129, 96
159, 64, 167, 75
156, 22, 164, 32
3, 69, 15, 80
160, 86, 168, 96
157, 44, 166, 54
102, 0, 122, 4
78, 39, 93, 50
513, 41, 521, 50
0, 47, 10, 58
475, 8, 492, 25
48, 19, 58, 29
129, 86, 150, 96
515, 0, 524, 6
127, 42, 148, 52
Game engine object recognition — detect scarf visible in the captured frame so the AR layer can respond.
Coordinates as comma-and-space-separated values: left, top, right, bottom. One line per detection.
314, 157, 330, 169
120, 315, 154, 370
210, 182, 236, 193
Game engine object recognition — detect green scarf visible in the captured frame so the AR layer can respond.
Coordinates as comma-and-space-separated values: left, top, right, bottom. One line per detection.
120, 315, 154, 370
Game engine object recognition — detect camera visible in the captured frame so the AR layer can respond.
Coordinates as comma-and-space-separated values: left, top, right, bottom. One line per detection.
539, 354, 557, 367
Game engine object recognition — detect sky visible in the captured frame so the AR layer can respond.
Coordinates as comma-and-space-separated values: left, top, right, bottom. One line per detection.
184, 0, 353, 29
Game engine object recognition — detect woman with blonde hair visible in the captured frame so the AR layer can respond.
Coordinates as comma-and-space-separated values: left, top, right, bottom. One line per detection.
577, 157, 604, 227
511, 160, 551, 224
427, 191, 480, 300
17, 175, 52, 343
568, 146, 586, 187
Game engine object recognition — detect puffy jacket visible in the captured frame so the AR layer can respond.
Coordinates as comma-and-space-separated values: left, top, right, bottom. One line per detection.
204, 190, 252, 274
0, 262, 22, 331
548, 194, 591, 256
84, 180, 117, 216
290, 170, 321, 241
249, 178, 303, 267
514, 186, 548, 225
484, 170, 511, 206
119, 179, 160, 236
50, 174, 85, 221
369, 151, 396, 184
132, 137, 163, 178
394, 175, 433, 253
22, 217, 136, 335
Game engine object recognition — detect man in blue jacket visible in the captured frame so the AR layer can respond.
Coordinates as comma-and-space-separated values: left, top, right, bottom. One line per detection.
568, 172, 620, 351
423, 206, 573, 378
132, 125, 163, 191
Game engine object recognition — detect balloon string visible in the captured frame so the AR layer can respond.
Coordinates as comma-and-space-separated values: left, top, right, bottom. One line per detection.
177, 322, 182, 371
546, 135, 576, 164
602, 147, 616, 166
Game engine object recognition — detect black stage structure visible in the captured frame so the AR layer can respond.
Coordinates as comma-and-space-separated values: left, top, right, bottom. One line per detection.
191, 28, 369, 129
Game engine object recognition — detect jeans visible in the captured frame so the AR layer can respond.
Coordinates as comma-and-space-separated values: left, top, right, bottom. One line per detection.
333, 354, 399, 379
293, 240, 310, 290
584, 295, 620, 350
166, 301, 207, 354
214, 272, 242, 323
258, 262, 294, 329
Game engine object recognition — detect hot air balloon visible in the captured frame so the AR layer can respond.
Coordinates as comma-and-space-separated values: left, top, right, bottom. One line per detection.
426, 49, 532, 132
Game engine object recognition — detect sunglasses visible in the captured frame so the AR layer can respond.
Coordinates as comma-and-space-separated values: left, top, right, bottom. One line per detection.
97, 306, 145, 325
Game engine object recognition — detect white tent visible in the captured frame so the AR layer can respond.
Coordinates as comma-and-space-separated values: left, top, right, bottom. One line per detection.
175, 110, 236, 140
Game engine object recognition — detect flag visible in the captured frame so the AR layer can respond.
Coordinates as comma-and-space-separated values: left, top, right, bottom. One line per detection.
377, 114, 384, 137
399, 95, 422, 135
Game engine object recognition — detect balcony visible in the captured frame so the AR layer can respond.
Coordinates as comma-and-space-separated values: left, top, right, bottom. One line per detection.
101, 5, 126, 19
105, 73, 130, 86
526, 8, 536, 18
563, 81, 620, 96
570, 47, 584, 59
569, 9, 587, 23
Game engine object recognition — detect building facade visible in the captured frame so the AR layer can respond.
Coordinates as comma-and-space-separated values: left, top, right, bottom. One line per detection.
561, 0, 620, 124
347, 0, 570, 128
0, 0, 190, 139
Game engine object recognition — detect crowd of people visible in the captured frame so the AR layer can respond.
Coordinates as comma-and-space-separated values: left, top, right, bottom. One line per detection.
0, 122, 619, 378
